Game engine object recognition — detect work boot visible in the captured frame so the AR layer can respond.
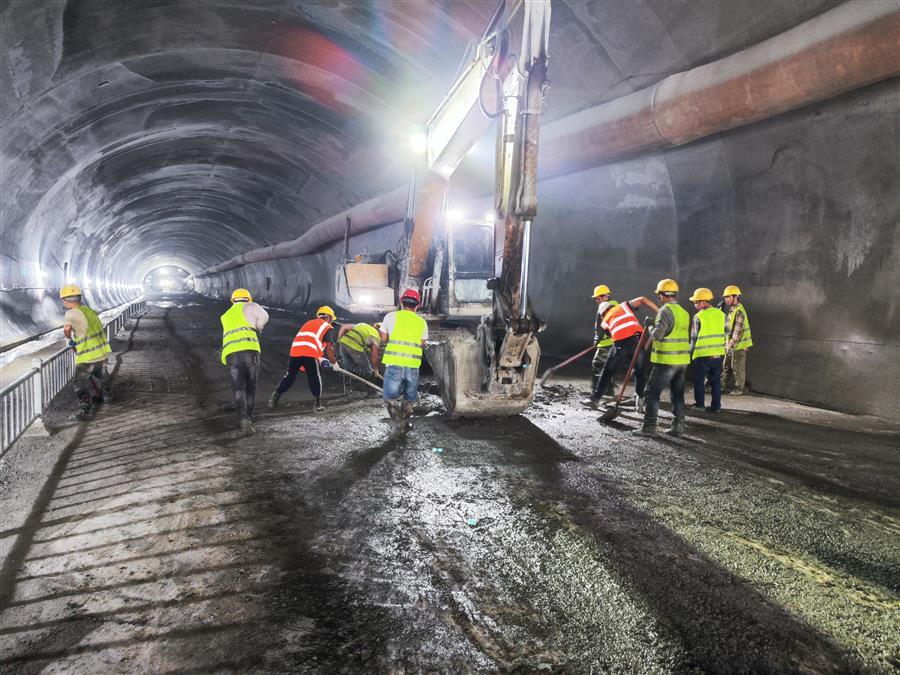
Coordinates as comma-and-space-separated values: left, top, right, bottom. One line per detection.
631, 417, 658, 437
70, 407, 93, 422
664, 416, 686, 437
730, 389, 744, 396
102, 391, 113, 404
580, 397, 601, 409
634, 395, 645, 414
267, 391, 281, 409
401, 401, 415, 433
240, 418, 255, 436
314, 397, 324, 412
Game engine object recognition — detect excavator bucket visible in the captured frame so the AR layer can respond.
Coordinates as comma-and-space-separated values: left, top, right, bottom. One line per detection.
425, 326, 541, 418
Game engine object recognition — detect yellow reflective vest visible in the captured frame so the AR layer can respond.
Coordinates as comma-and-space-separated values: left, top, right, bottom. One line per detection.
728, 303, 753, 351
340, 323, 381, 353
650, 303, 691, 366
73, 306, 112, 365
220, 302, 260, 365
692, 307, 726, 360
382, 310, 426, 368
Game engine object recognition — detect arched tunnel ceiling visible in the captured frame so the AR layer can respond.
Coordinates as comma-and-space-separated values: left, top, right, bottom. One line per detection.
1, 0, 843, 288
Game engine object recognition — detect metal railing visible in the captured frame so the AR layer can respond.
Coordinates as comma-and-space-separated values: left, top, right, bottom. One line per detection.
0, 298, 147, 453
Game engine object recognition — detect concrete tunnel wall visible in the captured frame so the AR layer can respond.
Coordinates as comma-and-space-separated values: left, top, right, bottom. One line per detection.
194, 79, 900, 420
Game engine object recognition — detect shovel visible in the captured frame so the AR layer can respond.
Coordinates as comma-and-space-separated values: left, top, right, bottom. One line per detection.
538, 345, 595, 387
332, 363, 384, 394
598, 327, 651, 423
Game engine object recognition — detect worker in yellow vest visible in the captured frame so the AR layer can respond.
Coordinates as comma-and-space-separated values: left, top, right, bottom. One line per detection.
688, 288, 726, 413
582, 284, 618, 406
379, 289, 428, 437
721, 285, 753, 395
633, 279, 690, 438
220, 288, 268, 435
61, 284, 113, 421
337, 322, 382, 382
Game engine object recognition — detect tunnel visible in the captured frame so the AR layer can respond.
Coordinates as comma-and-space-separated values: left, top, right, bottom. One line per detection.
1, 0, 898, 671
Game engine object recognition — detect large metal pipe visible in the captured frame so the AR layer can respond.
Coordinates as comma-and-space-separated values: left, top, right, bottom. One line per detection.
539, 0, 900, 178
196, 1, 899, 278
196, 185, 408, 276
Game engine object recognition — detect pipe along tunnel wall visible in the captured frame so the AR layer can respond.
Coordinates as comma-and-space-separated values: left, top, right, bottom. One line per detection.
194, 79, 900, 421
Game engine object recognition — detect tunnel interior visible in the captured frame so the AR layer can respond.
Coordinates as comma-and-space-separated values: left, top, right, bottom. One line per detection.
2, 0, 898, 417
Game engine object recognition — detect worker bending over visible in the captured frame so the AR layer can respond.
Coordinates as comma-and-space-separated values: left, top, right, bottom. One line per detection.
689, 288, 726, 413
591, 295, 659, 412
589, 284, 617, 401
379, 289, 428, 437
721, 285, 752, 395
634, 279, 690, 438
61, 285, 113, 421
220, 288, 269, 436
338, 322, 382, 382
269, 306, 337, 412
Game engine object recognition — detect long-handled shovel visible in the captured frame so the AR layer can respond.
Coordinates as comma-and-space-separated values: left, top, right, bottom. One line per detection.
538, 345, 595, 387
332, 364, 384, 394
598, 329, 650, 423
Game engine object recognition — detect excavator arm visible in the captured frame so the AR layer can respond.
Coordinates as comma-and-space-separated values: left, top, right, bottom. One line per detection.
404, 0, 551, 417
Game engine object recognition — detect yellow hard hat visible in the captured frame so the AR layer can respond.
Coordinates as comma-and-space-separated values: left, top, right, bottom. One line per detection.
723, 284, 742, 297
655, 278, 679, 294
592, 284, 611, 298
231, 288, 252, 302
59, 284, 82, 299
316, 305, 336, 320
689, 287, 714, 302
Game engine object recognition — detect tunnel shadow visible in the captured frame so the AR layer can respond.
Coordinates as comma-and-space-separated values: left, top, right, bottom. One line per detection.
438, 414, 861, 673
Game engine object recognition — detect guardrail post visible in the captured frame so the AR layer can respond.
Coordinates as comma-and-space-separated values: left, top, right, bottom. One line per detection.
23, 358, 50, 438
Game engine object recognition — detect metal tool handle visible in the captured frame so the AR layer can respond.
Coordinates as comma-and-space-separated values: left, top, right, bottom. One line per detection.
538, 345, 595, 387
332, 364, 384, 394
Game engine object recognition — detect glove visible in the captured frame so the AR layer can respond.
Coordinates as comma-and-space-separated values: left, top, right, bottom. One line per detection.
320, 359, 332, 370
68, 339, 77, 349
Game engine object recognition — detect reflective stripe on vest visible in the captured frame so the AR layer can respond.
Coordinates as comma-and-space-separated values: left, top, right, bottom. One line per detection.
74, 306, 112, 365
651, 303, 691, 365
382, 310, 426, 368
604, 302, 643, 342
340, 324, 380, 353
692, 307, 726, 360
290, 318, 331, 358
220, 303, 260, 365
596, 300, 619, 348
728, 303, 753, 351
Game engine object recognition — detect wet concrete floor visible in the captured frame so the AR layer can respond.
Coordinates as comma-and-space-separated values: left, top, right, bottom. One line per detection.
0, 293, 897, 673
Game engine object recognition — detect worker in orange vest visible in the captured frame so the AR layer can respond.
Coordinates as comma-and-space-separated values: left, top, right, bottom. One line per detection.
268, 306, 338, 412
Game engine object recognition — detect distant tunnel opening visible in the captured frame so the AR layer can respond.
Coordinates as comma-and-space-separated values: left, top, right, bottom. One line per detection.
143, 265, 193, 294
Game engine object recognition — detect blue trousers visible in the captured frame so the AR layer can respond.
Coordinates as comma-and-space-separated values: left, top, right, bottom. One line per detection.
693, 356, 723, 411
383, 365, 420, 402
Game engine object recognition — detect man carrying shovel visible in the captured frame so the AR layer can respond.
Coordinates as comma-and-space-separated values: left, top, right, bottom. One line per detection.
593, 295, 659, 415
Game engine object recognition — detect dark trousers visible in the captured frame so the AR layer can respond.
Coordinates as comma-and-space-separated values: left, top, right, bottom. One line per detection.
594, 334, 646, 399
226, 351, 259, 421
276, 356, 322, 397
644, 363, 686, 420
693, 356, 723, 410
74, 360, 110, 412
591, 346, 613, 396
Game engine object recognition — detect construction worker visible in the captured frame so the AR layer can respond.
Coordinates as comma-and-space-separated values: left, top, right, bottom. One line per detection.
582, 284, 617, 406
592, 295, 660, 412
721, 285, 752, 395
337, 322, 382, 382
689, 288, 726, 412
220, 288, 268, 435
269, 306, 337, 412
61, 284, 113, 421
379, 289, 428, 436
633, 279, 691, 438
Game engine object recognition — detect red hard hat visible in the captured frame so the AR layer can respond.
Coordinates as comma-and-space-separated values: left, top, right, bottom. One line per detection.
401, 288, 421, 305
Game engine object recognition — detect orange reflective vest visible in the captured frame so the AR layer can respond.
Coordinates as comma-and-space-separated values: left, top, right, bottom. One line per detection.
602, 302, 643, 342
290, 318, 332, 358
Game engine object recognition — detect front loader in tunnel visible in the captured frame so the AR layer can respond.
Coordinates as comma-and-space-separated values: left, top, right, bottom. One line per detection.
335, 0, 551, 417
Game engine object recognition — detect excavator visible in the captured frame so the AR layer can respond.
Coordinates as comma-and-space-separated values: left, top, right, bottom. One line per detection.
334, 0, 551, 417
